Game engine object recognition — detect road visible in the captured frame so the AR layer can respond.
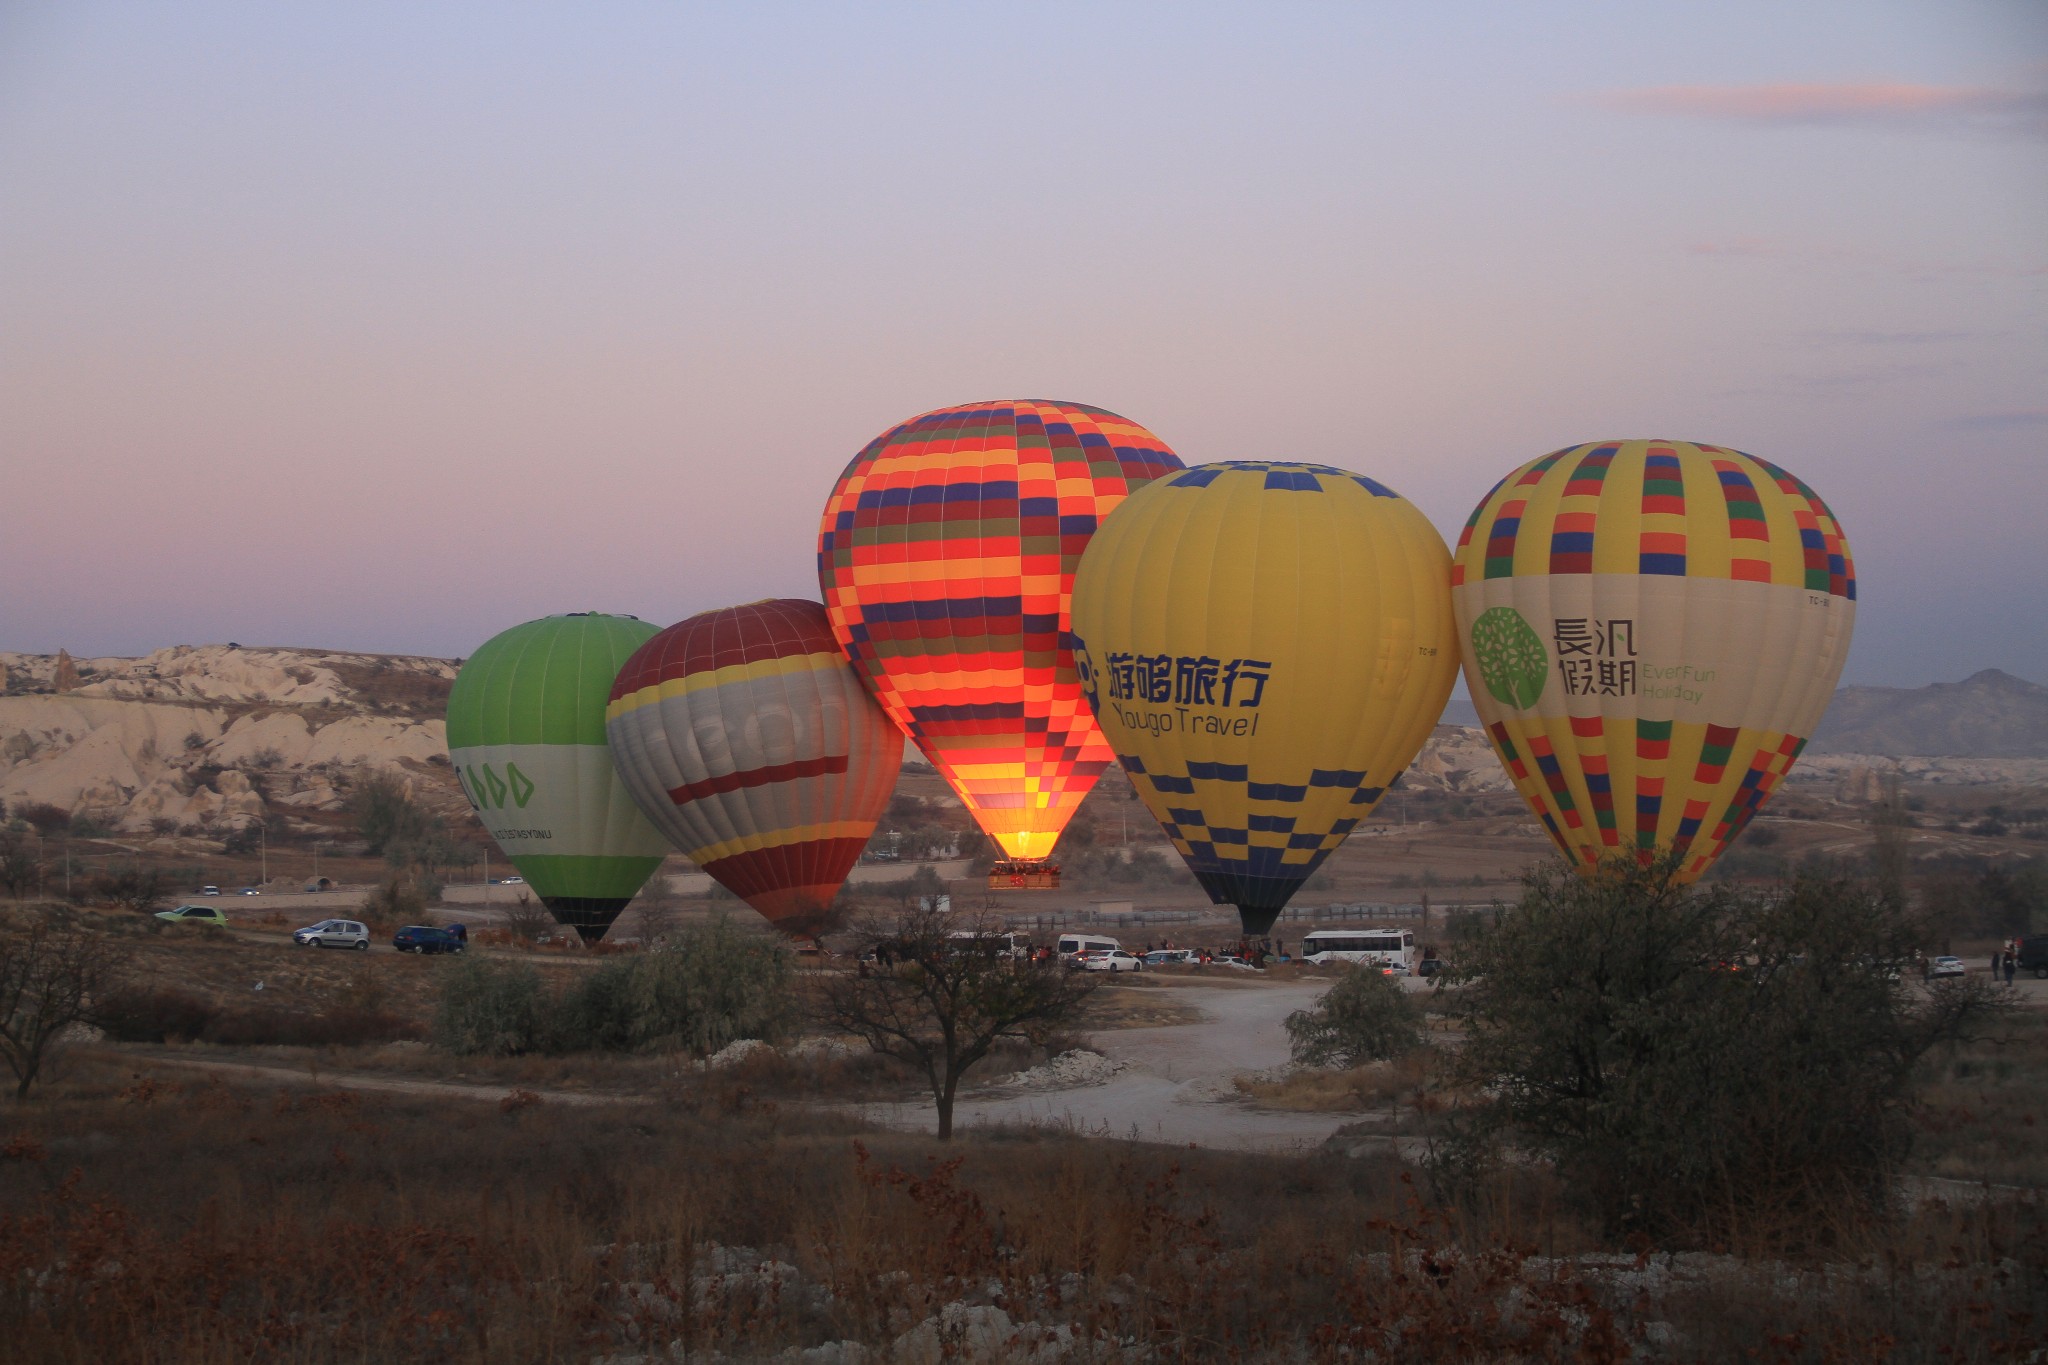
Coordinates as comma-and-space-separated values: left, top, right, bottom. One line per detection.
859, 978, 1399, 1151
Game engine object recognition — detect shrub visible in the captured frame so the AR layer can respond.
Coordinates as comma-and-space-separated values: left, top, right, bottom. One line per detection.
433, 915, 795, 1058
434, 958, 549, 1056
1285, 966, 1423, 1067
203, 1004, 420, 1048
360, 874, 426, 929
550, 961, 641, 1052
93, 986, 218, 1043
629, 914, 796, 1056
91, 864, 169, 913
1445, 856, 2008, 1246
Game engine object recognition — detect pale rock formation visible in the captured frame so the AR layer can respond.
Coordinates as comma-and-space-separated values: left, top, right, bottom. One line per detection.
53, 650, 79, 692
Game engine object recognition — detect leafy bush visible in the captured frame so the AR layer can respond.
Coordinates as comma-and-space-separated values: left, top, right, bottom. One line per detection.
95, 986, 420, 1047
550, 962, 641, 1052
94, 986, 217, 1042
1445, 856, 2008, 1246
627, 915, 795, 1056
360, 874, 427, 929
1285, 966, 1423, 1067
434, 914, 795, 1057
434, 958, 549, 1056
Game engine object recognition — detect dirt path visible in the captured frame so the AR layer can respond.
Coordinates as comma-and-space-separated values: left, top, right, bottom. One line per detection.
859, 979, 1386, 1152
113, 1051, 653, 1106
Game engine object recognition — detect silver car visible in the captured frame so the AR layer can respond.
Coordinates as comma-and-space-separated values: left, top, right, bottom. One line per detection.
293, 919, 369, 950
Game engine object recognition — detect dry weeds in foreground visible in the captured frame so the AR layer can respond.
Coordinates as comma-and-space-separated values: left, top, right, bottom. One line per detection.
0, 1054, 2041, 1363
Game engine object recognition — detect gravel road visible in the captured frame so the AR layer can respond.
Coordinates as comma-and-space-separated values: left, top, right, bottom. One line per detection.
861, 979, 1384, 1152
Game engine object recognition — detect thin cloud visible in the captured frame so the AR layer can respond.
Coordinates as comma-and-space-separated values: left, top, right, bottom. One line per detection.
1796, 329, 1977, 347
1591, 81, 2048, 138
1945, 409, 2048, 431
1680, 235, 2047, 280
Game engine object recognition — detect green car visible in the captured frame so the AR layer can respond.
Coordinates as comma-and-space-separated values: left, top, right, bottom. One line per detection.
155, 904, 230, 928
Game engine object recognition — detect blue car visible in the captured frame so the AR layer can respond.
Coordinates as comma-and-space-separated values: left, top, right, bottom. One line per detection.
392, 925, 466, 955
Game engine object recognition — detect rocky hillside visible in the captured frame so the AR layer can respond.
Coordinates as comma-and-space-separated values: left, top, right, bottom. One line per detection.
1, 647, 2039, 845
1808, 669, 2048, 759
0, 645, 461, 837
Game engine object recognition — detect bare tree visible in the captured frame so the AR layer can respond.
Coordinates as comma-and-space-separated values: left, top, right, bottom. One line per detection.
500, 892, 559, 945
0, 913, 120, 1100
92, 863, 169, 913
817, 906, 1093, 1139
0, 834, 40, 901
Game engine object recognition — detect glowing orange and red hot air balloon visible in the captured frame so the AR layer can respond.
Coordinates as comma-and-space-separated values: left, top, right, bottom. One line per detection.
816, 400, 1183, 865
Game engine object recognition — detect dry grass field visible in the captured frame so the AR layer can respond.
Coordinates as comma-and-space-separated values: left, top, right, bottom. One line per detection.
3, 1045, 2044, 1364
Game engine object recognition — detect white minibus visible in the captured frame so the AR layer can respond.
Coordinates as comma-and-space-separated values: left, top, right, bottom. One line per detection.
1056, 932, 1121, 959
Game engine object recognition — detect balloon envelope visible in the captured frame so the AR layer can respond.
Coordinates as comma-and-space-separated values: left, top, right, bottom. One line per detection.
817, 399, 1182, 863
445, 614, 671, 940
606, 599, 904, 936
1070, 461, 1459, 934
1450, 440, 1856, 880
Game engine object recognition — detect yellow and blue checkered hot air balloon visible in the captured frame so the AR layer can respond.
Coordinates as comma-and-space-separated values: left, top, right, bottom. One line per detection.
1450, 440, 1856, 881
1069, 461, 1460, 934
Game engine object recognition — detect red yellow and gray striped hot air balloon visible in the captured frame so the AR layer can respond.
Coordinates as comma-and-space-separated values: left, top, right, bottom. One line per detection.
1451, 440, 1856, 882
604, 599, 903, 936
816, 400, 1183, 871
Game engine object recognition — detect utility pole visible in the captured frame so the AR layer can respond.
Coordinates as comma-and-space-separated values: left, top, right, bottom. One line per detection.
259, 821, 268, 886
483, 846, 490, 905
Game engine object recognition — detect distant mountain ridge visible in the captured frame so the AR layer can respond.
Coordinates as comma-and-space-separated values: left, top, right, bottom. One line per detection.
1809, 669, 2048, 759
1450, 670, 2045, 759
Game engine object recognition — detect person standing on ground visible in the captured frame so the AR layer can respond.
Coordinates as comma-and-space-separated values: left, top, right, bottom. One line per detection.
2005, 953, 2018, 988
1993, 950, 2004, 980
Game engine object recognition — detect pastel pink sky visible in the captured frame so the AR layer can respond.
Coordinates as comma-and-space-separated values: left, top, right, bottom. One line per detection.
2, 1, 2043, 688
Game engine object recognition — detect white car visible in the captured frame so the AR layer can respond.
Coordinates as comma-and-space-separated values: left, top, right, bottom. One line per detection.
1925, 955, 1966, 981
1077, 949, 1144, 973
293, 919, 370, 950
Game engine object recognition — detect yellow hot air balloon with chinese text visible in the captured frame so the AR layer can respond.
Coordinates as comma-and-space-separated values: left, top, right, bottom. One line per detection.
1070, 461, 1458, 934
1451, 440, 1855, 880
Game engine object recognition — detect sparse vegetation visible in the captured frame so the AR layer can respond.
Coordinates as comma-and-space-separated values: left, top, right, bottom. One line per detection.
90, 863, 169, 913
435, 915, 795, 1058
1443, 856, 2009, 1247
1284, 964, 1424, 1067
817, 906, 1095, 1139
0, 910, 120, 1099
0, 833, 39, 900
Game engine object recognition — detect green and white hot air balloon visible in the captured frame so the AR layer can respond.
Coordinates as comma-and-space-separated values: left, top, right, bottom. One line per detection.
446, 613, 672, 941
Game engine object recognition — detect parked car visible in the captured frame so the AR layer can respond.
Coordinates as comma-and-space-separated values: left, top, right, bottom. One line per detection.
1076, 949, 1144, 973
2014, 936, 2048, 980
156, 904, 230, 927
1143, 948, 1195, 966
393, 925, 466, 955
1416, 957, 1446, 979
199, 885, 221, 896
499, 875, 524, 885
1925, 955, 1967, 981
293, 919, 370, 950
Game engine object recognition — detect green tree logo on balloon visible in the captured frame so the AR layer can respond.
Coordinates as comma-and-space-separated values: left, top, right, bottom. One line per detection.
1471, 607, 1548, 709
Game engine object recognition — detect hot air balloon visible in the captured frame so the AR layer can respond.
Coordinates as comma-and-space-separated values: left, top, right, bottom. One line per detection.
605, 599, 904, 936
445, 614, 672, 941
816, 400, 1183, 875
1450, 440, 1855, 881
1069, 461, 1459, 934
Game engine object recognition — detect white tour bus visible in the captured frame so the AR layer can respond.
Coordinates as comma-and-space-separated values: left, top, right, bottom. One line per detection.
1298, 928, 1416, 973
